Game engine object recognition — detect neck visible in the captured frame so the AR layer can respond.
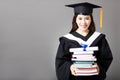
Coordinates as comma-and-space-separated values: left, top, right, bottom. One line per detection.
76, 29, 89, 36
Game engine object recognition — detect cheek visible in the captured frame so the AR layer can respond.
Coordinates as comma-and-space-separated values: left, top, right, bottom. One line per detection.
76, 21, 81, 27
87, 20, 91, 25
76, 19, 81, 25
76, 21, 79, 25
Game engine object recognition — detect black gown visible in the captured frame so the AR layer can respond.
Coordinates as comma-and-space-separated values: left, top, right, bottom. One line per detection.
55, 31, 113, 80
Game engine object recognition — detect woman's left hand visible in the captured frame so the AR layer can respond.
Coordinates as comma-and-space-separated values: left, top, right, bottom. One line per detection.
94, 63, 100, 73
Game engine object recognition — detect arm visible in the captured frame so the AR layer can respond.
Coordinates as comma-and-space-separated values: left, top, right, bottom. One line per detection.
97, 35, 113, 78
55, 37, 72, 80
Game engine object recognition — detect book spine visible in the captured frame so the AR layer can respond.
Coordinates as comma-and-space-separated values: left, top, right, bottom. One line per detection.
70, 46, 98, 52
74, 61, 94, 64
75, 72, 98, 76
71, 58, 97, 61
72, 54, 94, 58
75, 69, 97, 73
73, 64, 97, 68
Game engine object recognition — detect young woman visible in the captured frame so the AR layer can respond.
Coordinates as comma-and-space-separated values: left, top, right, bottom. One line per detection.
55, 2, 113, 80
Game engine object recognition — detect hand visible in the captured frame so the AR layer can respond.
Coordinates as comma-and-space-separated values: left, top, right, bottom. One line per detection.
70, 64, 78, 76
94, 63, 100, 73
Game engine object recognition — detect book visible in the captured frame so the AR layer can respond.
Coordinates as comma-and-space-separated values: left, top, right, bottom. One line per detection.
70, 46, 99, 76
72, 51, 94, 55
69, 46, 98, 52
74, 61, 94, 64
75, 72, 98, 76
73, 63, 97, 68
72, 54, 94, 58
71, 57, 97, 61
75, 67, 98, 76
75, 67, 97, 73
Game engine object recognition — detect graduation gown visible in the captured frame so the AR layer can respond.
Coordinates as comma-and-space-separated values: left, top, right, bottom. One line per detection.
55, 31, 113, 80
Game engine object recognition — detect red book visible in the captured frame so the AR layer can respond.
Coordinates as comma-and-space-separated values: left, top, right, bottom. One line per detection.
75, 67, 97, 73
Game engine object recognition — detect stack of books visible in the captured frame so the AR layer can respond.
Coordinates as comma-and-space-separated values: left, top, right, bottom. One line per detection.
70, 46, 99, 76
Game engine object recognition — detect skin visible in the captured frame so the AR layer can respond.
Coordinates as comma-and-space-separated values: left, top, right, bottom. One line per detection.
70, 14, 99, 76
76, 14, 91, 36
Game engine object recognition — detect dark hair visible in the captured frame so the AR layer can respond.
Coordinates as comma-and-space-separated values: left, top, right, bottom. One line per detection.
69, 13, 96, 33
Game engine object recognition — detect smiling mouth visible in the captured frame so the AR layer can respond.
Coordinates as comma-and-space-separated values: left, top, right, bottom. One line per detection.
80, 25, 87, 28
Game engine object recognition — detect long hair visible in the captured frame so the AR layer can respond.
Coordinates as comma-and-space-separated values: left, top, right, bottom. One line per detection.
69, 13, 96, 33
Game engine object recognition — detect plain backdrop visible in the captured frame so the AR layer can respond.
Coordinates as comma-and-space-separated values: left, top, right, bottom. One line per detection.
0, 0, 119, 80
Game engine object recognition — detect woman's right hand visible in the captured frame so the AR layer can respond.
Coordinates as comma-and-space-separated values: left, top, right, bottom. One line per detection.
70, 64, 78, 76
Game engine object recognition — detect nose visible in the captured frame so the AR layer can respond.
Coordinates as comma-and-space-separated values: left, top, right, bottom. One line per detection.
81, 19, 86, 24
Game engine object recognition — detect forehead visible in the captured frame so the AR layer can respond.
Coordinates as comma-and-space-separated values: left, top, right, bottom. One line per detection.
77, 14, 91, 17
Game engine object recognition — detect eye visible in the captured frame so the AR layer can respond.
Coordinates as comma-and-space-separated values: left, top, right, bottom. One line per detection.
78, 17, 82, 20
85, 17, 90, 20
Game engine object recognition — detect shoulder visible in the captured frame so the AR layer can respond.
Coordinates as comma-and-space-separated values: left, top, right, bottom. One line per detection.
95, 31, 106, 38
58, 33, 72, 42
91, 31, 106, 44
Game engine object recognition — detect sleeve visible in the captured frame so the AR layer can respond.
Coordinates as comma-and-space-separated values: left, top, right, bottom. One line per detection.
97, 35, 113, 78
55, 37, 72, 80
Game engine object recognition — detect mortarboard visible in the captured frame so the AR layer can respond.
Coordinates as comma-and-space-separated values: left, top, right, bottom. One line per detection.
65, 2, 103, 28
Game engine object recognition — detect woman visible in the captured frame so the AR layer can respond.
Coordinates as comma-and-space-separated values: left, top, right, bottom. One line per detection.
55, 2, 113, 80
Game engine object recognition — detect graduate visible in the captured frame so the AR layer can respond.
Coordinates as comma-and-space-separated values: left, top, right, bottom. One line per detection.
55, 2, 113, 80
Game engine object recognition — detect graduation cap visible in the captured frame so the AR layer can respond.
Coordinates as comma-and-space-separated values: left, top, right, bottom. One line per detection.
65, 2, 103, 28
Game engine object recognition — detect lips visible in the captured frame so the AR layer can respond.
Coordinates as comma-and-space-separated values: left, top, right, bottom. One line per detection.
80, 25, 87, 28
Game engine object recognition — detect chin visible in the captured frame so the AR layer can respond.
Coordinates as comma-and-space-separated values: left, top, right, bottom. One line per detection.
81, 28, 88, 31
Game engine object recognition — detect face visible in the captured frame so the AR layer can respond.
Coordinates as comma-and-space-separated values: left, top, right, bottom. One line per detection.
76, 14, 91, 32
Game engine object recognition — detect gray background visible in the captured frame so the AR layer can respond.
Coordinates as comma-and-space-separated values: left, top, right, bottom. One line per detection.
0, 0, 119, 80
